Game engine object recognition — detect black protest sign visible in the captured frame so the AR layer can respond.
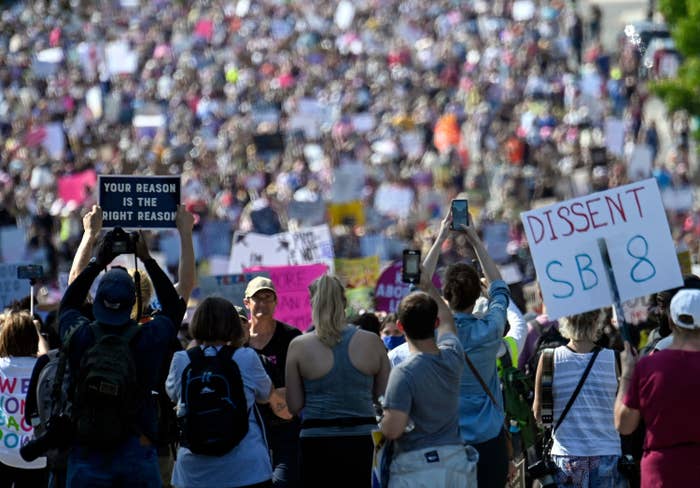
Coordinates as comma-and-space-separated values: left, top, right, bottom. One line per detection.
98, 175, 181, 229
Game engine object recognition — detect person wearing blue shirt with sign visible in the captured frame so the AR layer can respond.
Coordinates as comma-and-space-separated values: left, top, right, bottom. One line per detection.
423, 210, 512, 488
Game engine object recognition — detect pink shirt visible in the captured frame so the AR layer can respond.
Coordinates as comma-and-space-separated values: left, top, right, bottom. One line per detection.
624, 349, 700, 487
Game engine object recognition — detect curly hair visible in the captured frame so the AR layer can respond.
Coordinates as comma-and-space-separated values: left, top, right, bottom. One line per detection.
442, 262, 481, 312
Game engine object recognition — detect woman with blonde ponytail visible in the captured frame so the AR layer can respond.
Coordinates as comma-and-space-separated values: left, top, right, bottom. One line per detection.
286, 274, 390, 487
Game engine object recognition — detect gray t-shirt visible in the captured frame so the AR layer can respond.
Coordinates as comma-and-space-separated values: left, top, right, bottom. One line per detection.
383, 333, 464, 454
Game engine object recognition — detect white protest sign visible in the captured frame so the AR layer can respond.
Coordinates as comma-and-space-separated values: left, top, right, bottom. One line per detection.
604, 118, 625, 157
229, 225, 335, 273
0, 264, 31, 310
512, 0, 535, 21
334, 1, 355, 30
105, 41, 138, 75
521, 179, 682, 319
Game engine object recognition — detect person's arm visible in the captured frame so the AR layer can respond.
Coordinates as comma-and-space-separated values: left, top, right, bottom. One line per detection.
615, 342, 642, 435
461, 224, 502, 285
68, 205, 102, 285
34, 319, 49, 356
419, 264, 456, 338
381, 409, 410, 441
422, 210, 451, 278
135, 233, 185, 328
532, 353, 545, 423
284, 337, 305, 416
372, 335, 391, 402
173, 205, 195, 303
505, 301, 527, 355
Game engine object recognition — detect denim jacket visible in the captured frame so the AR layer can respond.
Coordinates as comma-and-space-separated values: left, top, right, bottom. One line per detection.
455, 280, 510, 444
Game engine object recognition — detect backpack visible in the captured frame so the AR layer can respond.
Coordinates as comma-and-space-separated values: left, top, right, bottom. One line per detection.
72, 322, 142, 448
525, 319, 568, 379
499, 346, 538, 450
179, 345, 249, 456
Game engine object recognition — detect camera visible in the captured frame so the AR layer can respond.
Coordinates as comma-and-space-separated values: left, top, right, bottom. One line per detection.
104, 227, 138, 255
20, 414, 73, 462
527, 458, 558, 488
17, 265, 44, 280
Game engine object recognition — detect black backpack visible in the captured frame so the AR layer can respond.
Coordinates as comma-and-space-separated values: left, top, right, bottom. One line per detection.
525, 319, 569, 379
72, 322, 142, 448
179, 345, 249, 456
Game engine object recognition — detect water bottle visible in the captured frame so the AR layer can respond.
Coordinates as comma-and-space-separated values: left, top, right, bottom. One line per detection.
509, 419, 522, 460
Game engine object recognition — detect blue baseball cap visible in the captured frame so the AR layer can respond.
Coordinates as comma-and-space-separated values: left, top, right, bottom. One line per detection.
93, 268, 136, 326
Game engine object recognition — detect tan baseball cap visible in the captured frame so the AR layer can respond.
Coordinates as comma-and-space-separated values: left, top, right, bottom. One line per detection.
245, 276, 276, 298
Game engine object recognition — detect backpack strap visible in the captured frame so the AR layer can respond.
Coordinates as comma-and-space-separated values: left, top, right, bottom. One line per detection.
539, 348, 555, 427
90, 321, 141, 343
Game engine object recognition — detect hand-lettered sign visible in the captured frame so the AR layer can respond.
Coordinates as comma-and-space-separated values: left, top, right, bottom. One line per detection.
197, 272, 270, 309
98, 175, 181, 229
521, 179, 682, 319
243, 264, 328, 331
374, 261, 442, 314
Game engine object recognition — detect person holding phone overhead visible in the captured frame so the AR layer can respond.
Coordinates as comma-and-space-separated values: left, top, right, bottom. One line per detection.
422, 206, 513, 488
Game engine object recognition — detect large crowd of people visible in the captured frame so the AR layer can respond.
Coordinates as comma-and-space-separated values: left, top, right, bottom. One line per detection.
1, 0, 699, 487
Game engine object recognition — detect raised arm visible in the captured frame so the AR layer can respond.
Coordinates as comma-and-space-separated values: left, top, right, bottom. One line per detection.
422, 210, 451, 278
461, 224, 502, 285
68, 205, 103, 285
419, 264, 456, 338
173, 205, 195, 303
135, 231, 185, 329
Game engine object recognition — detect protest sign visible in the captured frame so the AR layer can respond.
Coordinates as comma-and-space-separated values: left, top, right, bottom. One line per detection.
622, 295, 649, 325
346, 287, 374, 313
98, 175, 181, 229
604, 118, 625, 157
0, 264, 31, 310
482, 221, 510, 264
373, 184, 414, 219
335, 256, 380, 289
244, 264, 328, 331
197, 272, 269, 308
627, 144, 653, 181
0, 227, 26, 263
331, 161, 366, 203
374, 261, 441, 313
328, 201, 365, 227
287, 200, 327, 227
521, 179, 682, 319
0, 361, 45, 468
105, 41, 138, 75
41, 122, 65, 160
359, 235, 407, 262
57, 169, 97, 206
230, 225, 334, 273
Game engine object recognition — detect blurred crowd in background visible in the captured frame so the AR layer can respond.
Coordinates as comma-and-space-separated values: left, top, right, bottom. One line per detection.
0, 0, 697, 310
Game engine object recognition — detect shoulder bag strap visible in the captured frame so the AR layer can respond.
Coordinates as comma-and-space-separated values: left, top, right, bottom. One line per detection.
540, 348, 555, 426
464, 353, 500, 408
552, 348, 601, 434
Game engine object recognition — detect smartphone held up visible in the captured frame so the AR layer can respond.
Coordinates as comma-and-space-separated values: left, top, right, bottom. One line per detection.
450, 199, 469, 230
402, 250, 421, 284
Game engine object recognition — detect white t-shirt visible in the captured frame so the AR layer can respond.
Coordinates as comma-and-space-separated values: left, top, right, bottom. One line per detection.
0, 356, 47, 469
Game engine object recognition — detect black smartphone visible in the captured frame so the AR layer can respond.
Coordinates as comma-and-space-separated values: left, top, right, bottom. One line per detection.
17, 265, 44, 280
450, 199, 469, 230
402, 250, 421, 284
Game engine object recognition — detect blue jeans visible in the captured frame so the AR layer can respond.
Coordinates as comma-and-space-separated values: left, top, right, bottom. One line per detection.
66, 436, 160, 488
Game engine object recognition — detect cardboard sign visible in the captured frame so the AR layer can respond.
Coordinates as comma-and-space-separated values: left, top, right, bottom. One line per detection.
197, 272, 269, 309
374, 261, 441, 313
335, 256, 380, 289
230, 225, 334, 273
0, 264, 31, 309
521, 179, 682, 319
244, 264, 328, 331
98, 175, 181, 229
622, 295, 649, 325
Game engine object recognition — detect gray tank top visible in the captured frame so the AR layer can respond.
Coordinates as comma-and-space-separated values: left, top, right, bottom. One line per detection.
301, 326, 376, 438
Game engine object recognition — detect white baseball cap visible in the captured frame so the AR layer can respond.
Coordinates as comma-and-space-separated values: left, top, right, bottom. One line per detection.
670, 289, 700, 330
